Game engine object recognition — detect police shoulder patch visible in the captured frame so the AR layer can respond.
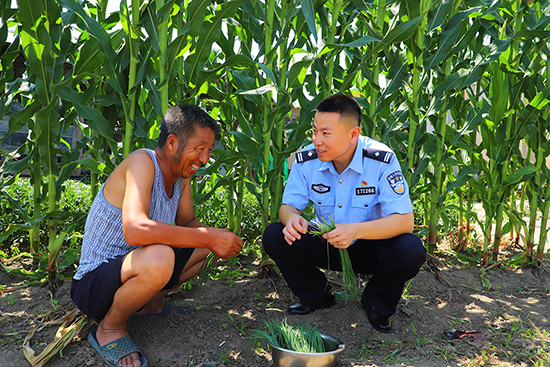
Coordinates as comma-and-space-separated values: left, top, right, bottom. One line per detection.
295, 148, 318, 163
363, 148, 394, 163
386, 171, 406, 195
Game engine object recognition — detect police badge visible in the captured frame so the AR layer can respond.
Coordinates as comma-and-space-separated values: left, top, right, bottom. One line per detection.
386, 171, 405, 195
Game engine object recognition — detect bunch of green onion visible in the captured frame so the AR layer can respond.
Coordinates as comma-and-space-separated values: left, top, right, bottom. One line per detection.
308, 214, 359, 304
251, 318, 326, 353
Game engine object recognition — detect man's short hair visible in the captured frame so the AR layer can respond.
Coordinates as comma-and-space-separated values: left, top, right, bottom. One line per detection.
158, 105, 221, 148
315, 94, 361, 127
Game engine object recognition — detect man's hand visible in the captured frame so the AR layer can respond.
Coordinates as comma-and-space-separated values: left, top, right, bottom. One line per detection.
207, 228, 243, 259
324, 223, 357, 249
282, 214, 309, 245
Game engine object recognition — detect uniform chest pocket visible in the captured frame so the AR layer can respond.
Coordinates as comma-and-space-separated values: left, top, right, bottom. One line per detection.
311, 192, 335, 222
351, 195, 375, 222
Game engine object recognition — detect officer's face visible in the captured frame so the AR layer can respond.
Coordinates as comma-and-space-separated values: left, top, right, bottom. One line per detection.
312, 112, 359, 171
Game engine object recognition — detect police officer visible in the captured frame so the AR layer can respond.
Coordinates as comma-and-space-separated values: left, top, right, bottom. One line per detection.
263, 94, 426, 333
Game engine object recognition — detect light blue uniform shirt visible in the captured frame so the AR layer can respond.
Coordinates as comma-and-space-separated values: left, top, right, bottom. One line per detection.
283, 135, 413, 226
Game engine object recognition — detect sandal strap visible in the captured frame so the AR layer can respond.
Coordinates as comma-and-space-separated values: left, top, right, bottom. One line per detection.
100, 335, 143, 364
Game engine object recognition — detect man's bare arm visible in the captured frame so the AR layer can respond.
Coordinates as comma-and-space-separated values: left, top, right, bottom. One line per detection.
113, 152, 242, 258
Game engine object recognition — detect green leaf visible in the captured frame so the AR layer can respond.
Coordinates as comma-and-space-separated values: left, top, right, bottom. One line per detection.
74, 36, 105, 75
230, 131, 262, 169
503, 166, 537, 187
236, 84, 278, 96
0, 100, 40, 140
17, 0, 45, 29
58, 0, 124, 94
1, 153, 33, 175
185, 0, 244, 84
36, 104, 59, 176
332, 35, 379, 48
184, 0, 211, 37
444, 165, 478, 195
365, 16, 423, 59
166, 34, 188, 86
288, 59, 314, 89
300, 0, 317, 42
57, 88, 115, 140
144, 74, 163, 118
425, 8, 481, 70
78, 158, 107, 175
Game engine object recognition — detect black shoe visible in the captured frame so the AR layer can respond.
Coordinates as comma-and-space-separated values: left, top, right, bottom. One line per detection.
360, 294, 391, 333
287, 293, 336, 315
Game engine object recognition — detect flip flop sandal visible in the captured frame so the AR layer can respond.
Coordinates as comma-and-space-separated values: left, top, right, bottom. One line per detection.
88, 330, 148, 367
130, 303, 194, 319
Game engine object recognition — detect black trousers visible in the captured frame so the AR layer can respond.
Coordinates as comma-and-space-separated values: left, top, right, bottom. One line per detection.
263, 222, 426, 317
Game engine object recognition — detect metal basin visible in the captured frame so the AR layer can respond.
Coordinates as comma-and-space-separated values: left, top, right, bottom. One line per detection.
269, 333, 345, 367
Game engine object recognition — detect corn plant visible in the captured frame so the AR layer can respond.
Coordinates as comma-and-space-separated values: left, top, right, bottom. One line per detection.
2, 0, 115, 284
3, 0, 550, 281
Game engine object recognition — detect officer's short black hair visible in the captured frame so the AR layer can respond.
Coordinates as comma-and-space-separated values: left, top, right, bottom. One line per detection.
315, 94, 361, 127
158, 105, 221, 149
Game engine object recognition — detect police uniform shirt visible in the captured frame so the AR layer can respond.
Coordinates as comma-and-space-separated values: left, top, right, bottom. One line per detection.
282, 135, 413, 226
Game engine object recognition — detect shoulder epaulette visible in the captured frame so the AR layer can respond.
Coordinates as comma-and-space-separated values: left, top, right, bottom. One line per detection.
295, 148, 318, 163
363, 148, 394, 163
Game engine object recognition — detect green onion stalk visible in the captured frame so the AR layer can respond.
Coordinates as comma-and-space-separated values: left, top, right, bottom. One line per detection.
308, 214, 359, 305
195, 252, 217, 295
250, 318, 325, 353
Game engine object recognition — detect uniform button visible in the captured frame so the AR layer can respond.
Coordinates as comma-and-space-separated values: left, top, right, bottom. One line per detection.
365, 204, 368, 207
339, 180, 343, 183
318, 201, 321, 204
338, 204, 342, 208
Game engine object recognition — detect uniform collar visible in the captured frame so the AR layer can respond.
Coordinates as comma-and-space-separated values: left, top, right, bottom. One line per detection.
318, 136, 365, 175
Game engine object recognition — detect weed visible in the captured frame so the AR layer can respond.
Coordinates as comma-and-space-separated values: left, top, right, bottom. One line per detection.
179, 278, 198, 291
252, 340, 265, 353
465, 350, 498, 366
227, 312, 249, 336
480, 268, 491, 291
402, 280, 418, 299
488, 316, 550, 365
447, 316, 468, 329
7, 295, 16, 306
9, 243, 20, 256
349, 343, 378, 359
411, 321, 431, 347
383, 349, 402, 364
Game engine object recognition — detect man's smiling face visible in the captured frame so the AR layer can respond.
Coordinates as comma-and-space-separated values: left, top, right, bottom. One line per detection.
173, 126, 215, 178
312, 111, 360, 173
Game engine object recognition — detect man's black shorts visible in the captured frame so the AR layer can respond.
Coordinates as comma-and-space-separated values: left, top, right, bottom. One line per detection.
70, 247, 194, 320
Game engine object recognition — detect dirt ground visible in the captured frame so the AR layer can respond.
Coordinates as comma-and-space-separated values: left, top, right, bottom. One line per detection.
1, 244, 550, 367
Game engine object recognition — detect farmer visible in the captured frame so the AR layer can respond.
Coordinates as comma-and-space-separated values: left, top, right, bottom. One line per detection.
71, 105, 243, 367
263, 94, 426, 333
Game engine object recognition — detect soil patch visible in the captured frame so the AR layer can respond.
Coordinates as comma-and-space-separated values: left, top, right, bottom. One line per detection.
1, 247, 550, 367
